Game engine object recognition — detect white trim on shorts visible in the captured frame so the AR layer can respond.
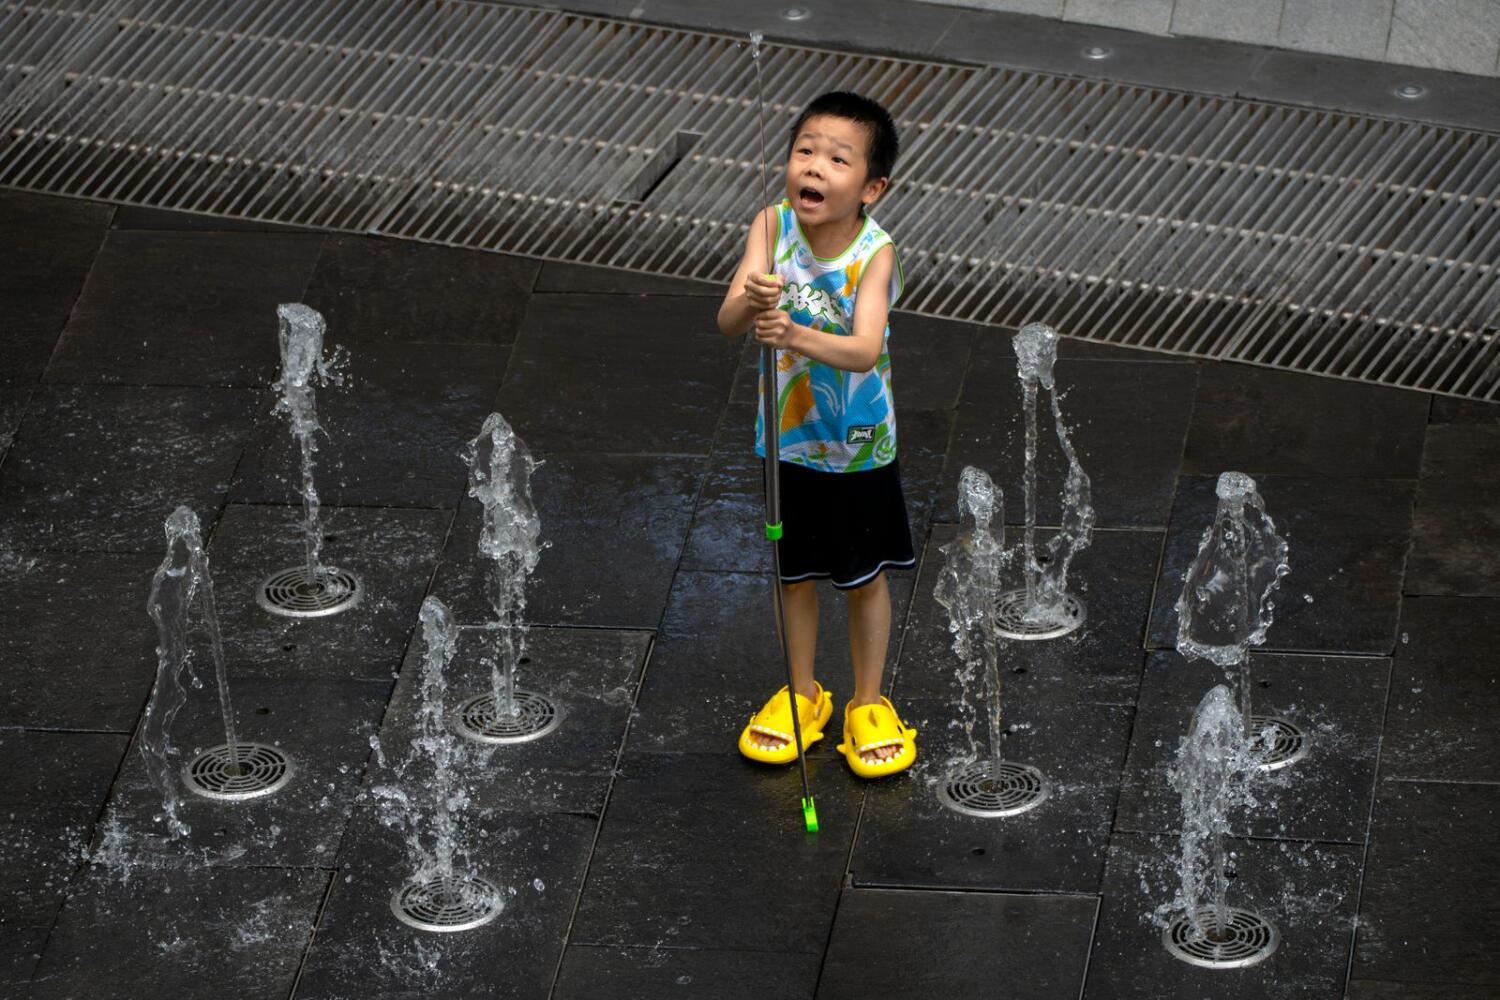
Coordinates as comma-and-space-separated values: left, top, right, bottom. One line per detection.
778, 556, 918, 591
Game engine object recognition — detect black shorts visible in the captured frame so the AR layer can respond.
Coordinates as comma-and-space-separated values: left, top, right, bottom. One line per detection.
771, 458, 916, 590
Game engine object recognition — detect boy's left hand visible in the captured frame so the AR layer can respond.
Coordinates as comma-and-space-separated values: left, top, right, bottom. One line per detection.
754, 308, 798, 350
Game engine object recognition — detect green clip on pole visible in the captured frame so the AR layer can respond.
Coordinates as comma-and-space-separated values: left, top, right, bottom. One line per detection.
751, 30, 817, 835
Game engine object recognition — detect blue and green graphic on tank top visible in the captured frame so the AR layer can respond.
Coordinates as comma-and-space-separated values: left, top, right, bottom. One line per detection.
754, 199, 905, 473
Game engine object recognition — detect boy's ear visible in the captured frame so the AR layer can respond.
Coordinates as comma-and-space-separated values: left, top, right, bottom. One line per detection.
862, 175, 891, 207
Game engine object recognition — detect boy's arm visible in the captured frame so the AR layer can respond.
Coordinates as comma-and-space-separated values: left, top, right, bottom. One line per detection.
754, 245, 894, 373
717, 206, 780, 338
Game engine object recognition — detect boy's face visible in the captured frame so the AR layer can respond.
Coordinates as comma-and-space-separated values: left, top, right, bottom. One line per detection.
784, 114, 889, 226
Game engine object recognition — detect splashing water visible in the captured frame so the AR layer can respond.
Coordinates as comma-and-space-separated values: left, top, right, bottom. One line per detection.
460, 413, 546, 716
1167, 685, 1266, 938
1175, 471, 1290, 727
272, 303, 345, 586
1012, 323, 1094, 624
934, 467, 1012, 765
142, 506, 239, 837
373, 597, 471, 884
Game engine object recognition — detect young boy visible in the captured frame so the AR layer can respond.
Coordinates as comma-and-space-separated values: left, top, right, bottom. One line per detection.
716, 91, 917, 778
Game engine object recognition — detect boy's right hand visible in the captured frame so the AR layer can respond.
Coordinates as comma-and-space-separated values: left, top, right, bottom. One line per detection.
745, 272, 783, 311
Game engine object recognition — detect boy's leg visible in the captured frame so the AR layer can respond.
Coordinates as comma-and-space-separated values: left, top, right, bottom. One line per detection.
751, 578, 819, 750
847, 571, 899, 763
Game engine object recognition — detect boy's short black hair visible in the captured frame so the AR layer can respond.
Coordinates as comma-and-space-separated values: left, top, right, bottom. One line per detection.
787, 91, 899, 182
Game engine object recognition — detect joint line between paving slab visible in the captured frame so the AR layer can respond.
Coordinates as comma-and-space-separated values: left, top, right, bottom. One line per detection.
0, 198, 116, 483
546, 332, 733, 997
1338, 608, 1397, 993
285, 499, 461, 997
816, 517, 934, 990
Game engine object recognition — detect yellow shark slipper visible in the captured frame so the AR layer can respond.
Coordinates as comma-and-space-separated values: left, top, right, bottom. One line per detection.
737, 683, 833, 765
837, 697, 918, 778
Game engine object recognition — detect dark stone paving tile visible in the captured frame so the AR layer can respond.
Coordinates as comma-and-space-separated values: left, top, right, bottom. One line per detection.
497, 294, 739, 456
554, 944, 821, 999
1183, 363, 1429, 479
535, 260, 720, 297
377, 625, 649, 814
230, 342, 509, 508
1349, 983, 1498, 999
0, 192, 112, 443
207, 503, 450, 681
1115, 651, 1388, 844
886, 312, 977, 413
569, 751, 863, 955
817, 888, 1096, 999
1085, 833, 1363, 1000
44, 230, 324, 386
0, 730, 126, 926
432, 453, 701, 629
852, 698, 1132, 894
894, 525, 1162, 706
681, 399, 946, 576
1429, 396, 1500, 424
0, 385, 258, 554
0, 925, 46, 991
1405, 422, 1500, 597
302, 235, 539, 344
937, 344, 1199, 528
1353, 781, 1500, 987
31, 864, 327, 1000
0, 552, 159, 730
935, 5, 1263, 97
1147, 475, 1415, 656
552, 0, 958, 59
101, 676, 388, 869
295, 809, 595, 1000
1384, 598, 1500, 783
627, 570, 914, 756
110, 205, 309, 233
678, 421, 768, 575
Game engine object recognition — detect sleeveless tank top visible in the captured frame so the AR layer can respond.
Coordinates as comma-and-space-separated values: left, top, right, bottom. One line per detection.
753, 199, 905, 472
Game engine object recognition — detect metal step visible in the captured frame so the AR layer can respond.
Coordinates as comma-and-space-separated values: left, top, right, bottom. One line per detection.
2, 0, 1496, 399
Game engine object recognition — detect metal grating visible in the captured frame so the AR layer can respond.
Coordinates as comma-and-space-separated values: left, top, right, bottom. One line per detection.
2, 0, 1498, 398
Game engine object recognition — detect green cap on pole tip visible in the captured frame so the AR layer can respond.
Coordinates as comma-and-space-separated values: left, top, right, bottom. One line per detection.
765, 521, 783, 541
802, 797, 819, 833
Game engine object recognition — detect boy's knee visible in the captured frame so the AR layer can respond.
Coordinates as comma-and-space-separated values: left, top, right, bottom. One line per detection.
782, 579, 816, 596
845, 572, 887, 598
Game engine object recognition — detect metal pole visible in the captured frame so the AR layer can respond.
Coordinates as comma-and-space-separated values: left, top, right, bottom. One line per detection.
751, 31, 816, 833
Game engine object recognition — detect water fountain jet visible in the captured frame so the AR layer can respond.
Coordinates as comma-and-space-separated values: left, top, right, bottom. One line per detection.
1176, 471, 1298, 768
450, 413, 559, 745
384, 596, 503, 933
1161, 685, 1279, 968
257, 303, 361, 619
994, 323, 1093, 641
934, 467, 1049, 817
144, 507, 292, 825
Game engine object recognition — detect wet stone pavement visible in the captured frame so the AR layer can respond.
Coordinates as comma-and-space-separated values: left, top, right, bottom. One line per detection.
0, 188, 1494, 999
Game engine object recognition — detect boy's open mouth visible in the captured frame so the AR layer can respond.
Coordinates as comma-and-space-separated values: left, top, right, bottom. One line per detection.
797, 187, 825, 209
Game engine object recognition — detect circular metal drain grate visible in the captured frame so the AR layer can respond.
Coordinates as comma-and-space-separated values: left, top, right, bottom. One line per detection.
1250, 715, 1309, 771
450, 690, 563, 745
182, 742, 293, 801
993, 589, 1086, 641
256, 566, 362, 619
938, 759, 1050, 818
1163, 908, 1280, 968
390, 874, 503, 933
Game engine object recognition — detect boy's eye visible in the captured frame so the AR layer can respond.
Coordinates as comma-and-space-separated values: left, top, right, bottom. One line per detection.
833, 157, 846, 165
